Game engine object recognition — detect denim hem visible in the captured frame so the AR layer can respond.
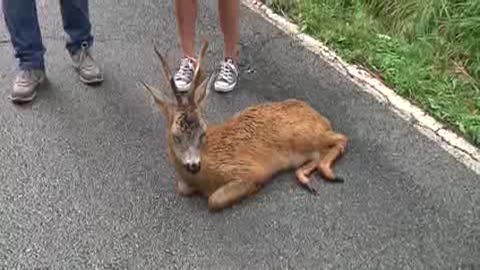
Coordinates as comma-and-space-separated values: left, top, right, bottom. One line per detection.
18, 61, 45, 71
66, 37, 94, 56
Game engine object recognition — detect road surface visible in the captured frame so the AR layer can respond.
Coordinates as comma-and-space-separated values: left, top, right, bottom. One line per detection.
0, 1, 478, 269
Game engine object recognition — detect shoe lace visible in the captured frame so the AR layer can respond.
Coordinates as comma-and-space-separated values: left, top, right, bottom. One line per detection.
218, 59, 236, 83
176, 58, 194, 81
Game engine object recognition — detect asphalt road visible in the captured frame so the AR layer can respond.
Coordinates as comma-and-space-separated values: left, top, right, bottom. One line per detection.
1, 1, 479, 269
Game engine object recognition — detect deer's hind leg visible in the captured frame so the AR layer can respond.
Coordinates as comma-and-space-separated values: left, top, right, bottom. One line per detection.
295, 160, 321, 194
317, 131, 347, 182
295, 131, 347, 194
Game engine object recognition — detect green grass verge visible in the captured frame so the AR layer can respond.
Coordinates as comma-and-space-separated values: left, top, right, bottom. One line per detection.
266, 0, 480, 146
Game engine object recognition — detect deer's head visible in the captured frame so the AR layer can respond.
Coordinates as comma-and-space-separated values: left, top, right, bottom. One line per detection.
141, 40, 211, 174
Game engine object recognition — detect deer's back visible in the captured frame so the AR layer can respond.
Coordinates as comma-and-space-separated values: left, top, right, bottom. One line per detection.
200, 99, 332, 179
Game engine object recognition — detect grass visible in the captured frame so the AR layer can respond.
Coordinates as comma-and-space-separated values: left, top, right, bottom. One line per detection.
265, 0, 480, 146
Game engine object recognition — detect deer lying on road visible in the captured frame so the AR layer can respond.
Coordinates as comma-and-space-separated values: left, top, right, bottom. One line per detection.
141, 40, 348, 212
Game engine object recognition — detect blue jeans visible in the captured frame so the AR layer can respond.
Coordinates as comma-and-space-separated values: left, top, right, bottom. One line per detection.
2, 0, 94, 70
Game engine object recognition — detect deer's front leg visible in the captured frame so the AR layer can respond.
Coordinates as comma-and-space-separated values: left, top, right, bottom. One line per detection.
176, 177, 197, 196
208, 180, 259, 212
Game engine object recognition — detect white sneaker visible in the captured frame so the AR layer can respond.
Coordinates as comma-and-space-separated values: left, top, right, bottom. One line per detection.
174, 57, 196, 92
214, 58, 239, 93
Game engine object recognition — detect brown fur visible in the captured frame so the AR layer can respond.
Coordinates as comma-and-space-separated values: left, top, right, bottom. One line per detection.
141, 39, 348, 212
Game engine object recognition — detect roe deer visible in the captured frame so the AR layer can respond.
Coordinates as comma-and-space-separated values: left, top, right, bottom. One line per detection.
140, 40, 348, 212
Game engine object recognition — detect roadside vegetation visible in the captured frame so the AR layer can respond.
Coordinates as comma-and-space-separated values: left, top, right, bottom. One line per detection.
266, 0, 480, 146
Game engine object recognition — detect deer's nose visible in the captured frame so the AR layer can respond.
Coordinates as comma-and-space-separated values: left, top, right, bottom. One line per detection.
185, 161, 201, 174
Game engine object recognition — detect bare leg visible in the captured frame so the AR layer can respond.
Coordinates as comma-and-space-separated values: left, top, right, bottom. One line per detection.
175, 0, 197, 59
218, 0, 240, 63
208, 180, 259, 211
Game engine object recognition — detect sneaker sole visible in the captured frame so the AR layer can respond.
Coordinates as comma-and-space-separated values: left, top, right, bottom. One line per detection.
9, 75, 45, 104
175, 81, 192, 92
214, 82, 237, 93
80, 74, 104, 85
10, 92, 38, 104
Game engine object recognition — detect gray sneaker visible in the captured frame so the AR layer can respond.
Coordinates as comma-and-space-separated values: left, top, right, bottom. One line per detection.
71, 42, 104, 84
9, 69, 46, 104
174, 57, 196, 92
214, 58, 239, 92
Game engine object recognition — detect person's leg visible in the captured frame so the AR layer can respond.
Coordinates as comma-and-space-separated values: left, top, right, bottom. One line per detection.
214, 0, 240, 93
176, 0, 197, 59
60, 0, 103, 84
173, 0, 197, 92
219, 0, 240, 63
2, 0, 46, 103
